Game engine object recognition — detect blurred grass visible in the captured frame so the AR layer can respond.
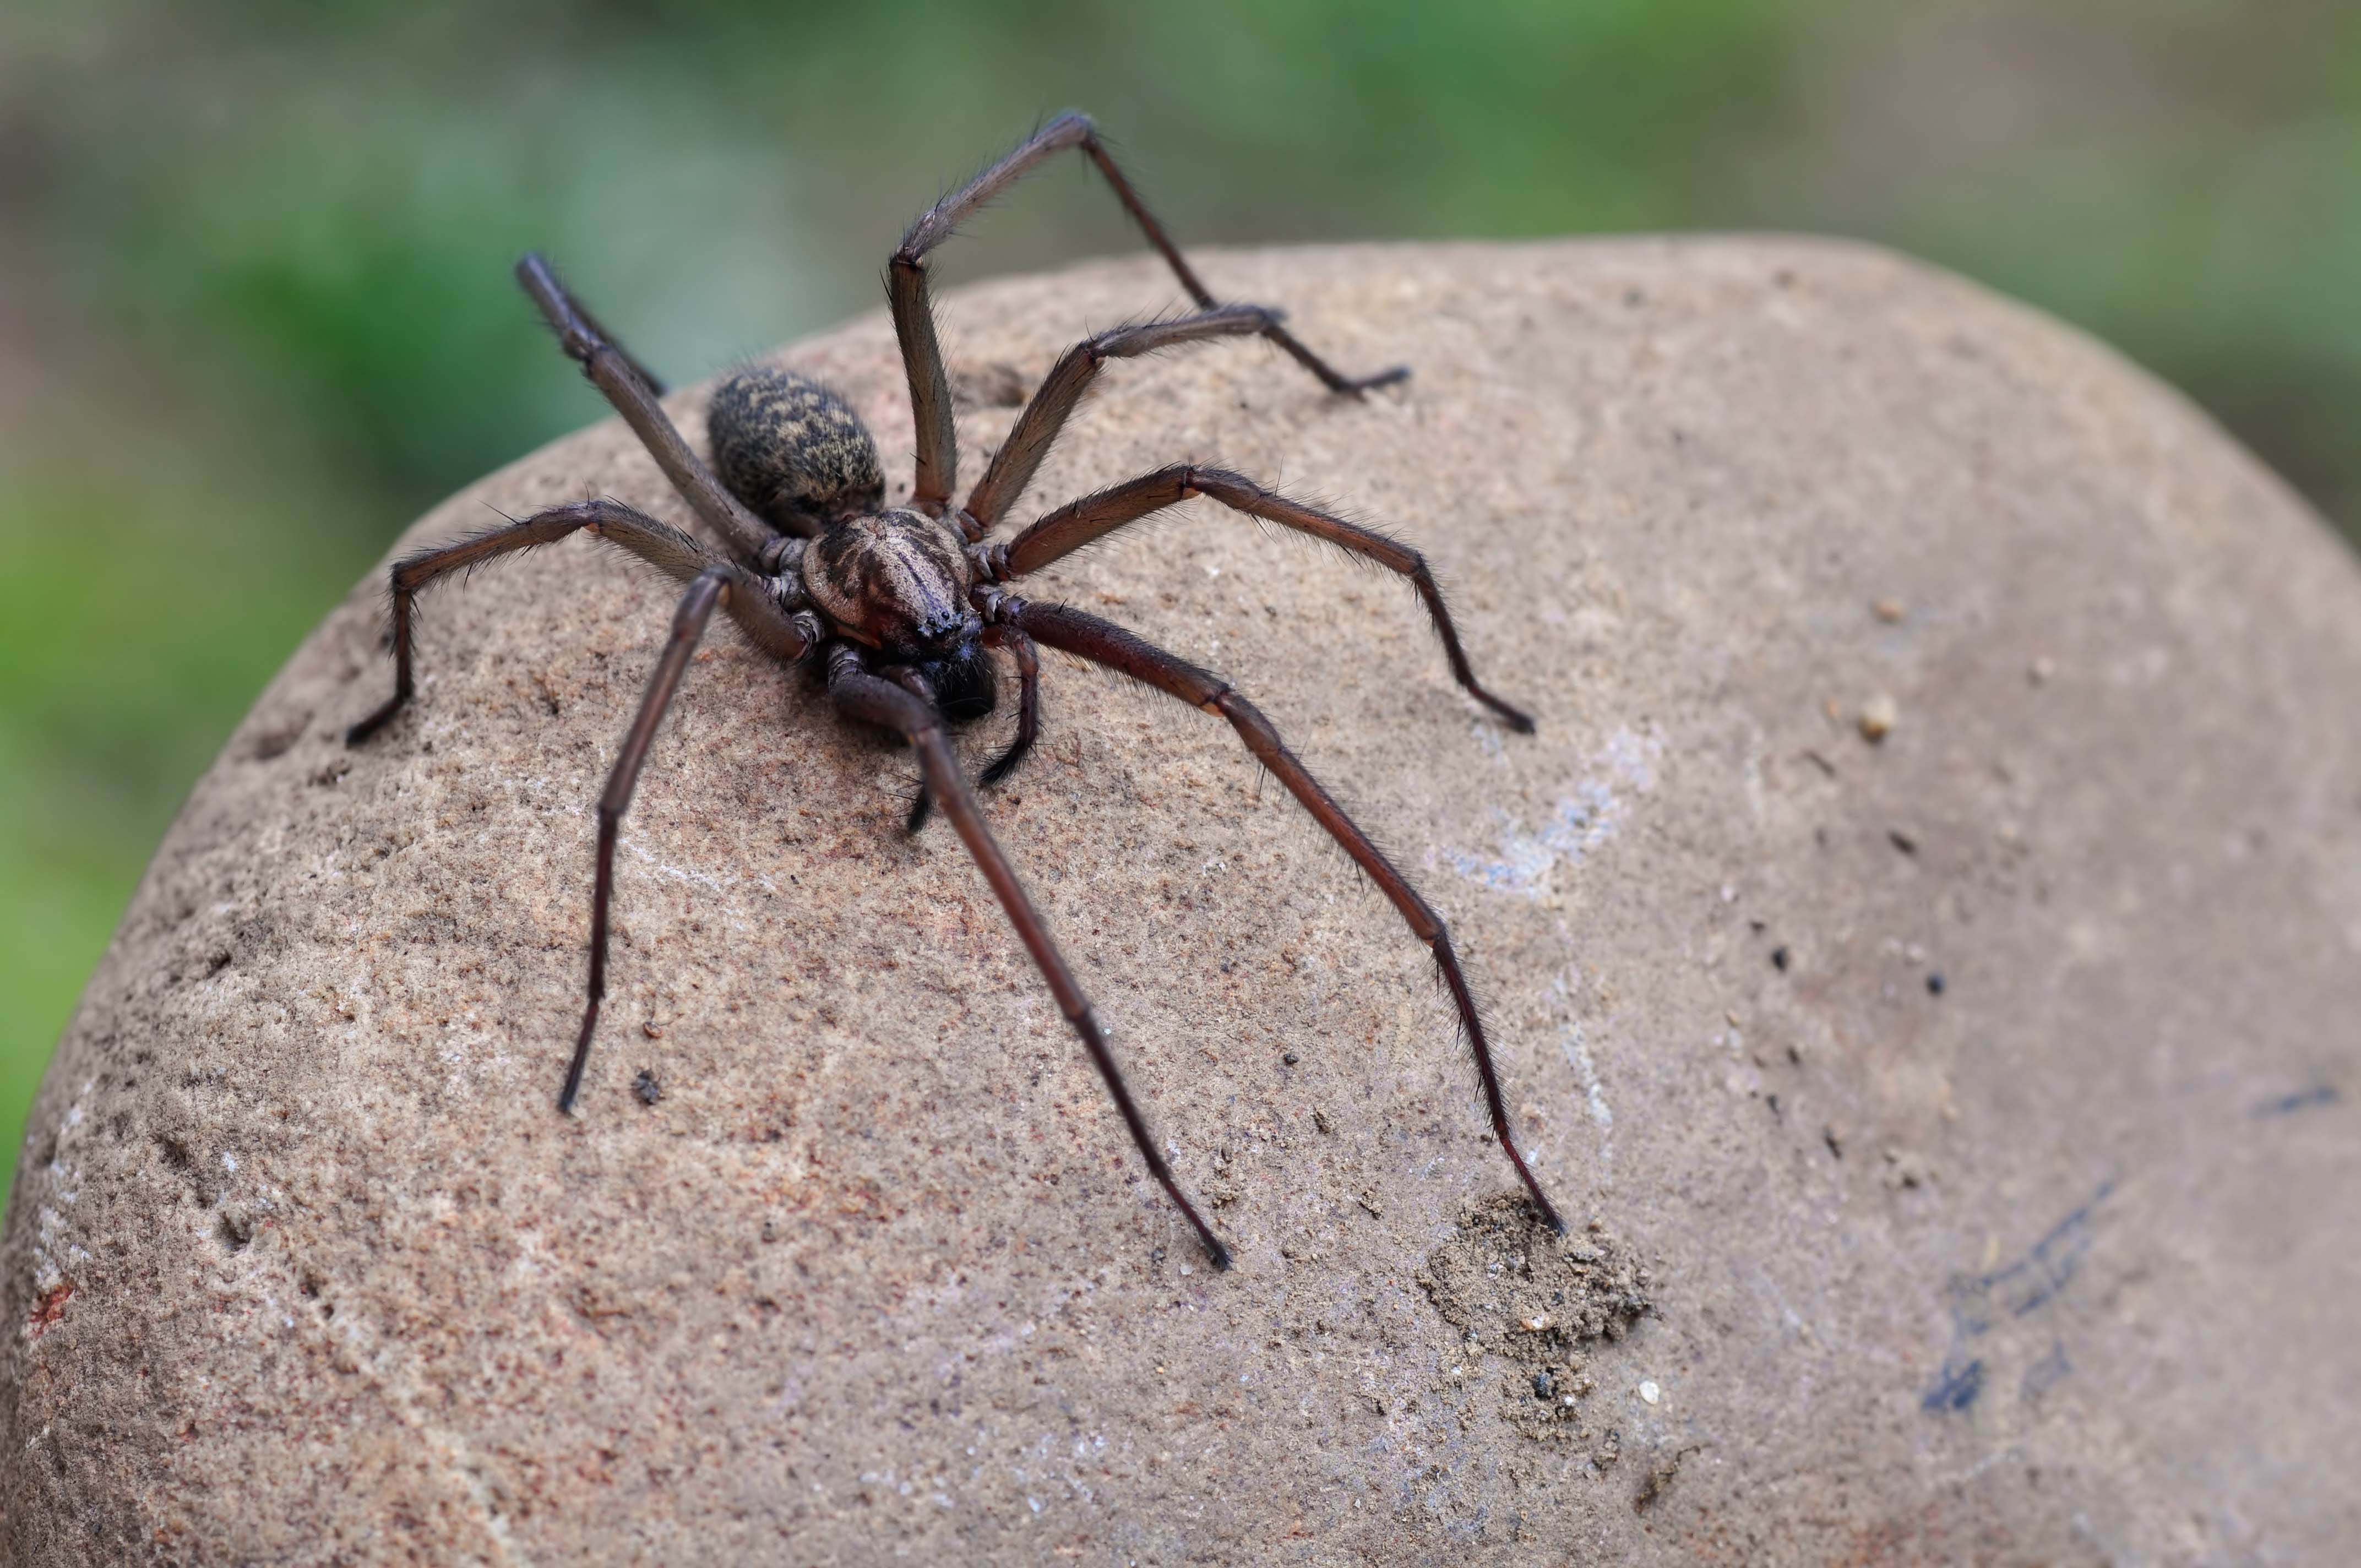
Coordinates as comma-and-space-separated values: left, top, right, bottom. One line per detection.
1, 0, 2355, 1205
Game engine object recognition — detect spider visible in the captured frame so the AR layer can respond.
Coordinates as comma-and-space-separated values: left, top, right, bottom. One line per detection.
346, 113, 1559, 1268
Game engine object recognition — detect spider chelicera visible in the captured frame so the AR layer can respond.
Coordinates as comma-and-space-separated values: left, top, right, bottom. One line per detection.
346, 112, 1559, 1267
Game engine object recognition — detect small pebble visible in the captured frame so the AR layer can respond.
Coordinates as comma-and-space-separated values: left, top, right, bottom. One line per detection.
1639, 1380, 1662, 1406
1770, 946, 1791, 972
1926, 972, 1946, 996
632, 1070, 663, 1107
1532, 1371, 1554, 1401
2028, 656, 2057, 685
1859, 694, 1898, 742
641, 1020, 663, 1040
1873, 598, 1906, 623
1281, 1051, 1299, 1066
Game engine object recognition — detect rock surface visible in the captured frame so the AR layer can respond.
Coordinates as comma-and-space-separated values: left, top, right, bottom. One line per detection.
8, 239, 2360, 1563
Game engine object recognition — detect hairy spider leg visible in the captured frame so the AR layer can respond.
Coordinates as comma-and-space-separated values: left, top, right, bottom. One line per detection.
888, 111, 1406, 521
885, 249, 958, 517
828, 644, 1233, 1269
904, 619, 1044, 835
563, 567, 738, 1112
962, 305, 1279, 536
344, 499, 810, 746
984, 464, 1536, 732
997, 596, 1565, 1235
551, 288, 670, 402
902, 111, 1407, 399
977, 623, 1041, 787
516, 254, 791, 565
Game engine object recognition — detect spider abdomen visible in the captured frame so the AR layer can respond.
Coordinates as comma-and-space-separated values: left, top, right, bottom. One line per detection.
708, 367, 885, 532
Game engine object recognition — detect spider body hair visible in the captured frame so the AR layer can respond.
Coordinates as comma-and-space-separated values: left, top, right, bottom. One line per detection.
709, 367, 885, 536
798, 506, 985, 694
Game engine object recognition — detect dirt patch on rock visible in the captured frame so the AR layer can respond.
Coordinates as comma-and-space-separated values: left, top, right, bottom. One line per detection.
1418, 1194, 1652, 1441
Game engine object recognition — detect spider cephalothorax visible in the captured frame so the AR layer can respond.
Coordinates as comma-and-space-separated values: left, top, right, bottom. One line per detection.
800, 506, 991, 710
710, 367, 997, 715
347, 112, 1557, 1270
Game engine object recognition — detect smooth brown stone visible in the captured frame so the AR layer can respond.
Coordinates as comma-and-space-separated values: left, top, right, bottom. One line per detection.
8, 239, 2359, 1562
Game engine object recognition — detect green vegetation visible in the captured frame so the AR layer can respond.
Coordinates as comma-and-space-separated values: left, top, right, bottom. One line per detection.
2, 0, 2355, 1204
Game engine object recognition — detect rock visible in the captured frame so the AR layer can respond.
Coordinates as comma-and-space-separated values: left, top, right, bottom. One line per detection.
8, 238, 2361, 1562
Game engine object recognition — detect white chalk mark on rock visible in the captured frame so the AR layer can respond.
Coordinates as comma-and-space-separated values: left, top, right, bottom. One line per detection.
1445, 725, 1661, 898
1540, 970, 1615, 1174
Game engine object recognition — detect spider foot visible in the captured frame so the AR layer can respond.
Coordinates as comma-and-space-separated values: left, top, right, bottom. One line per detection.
1476, 688, 1537, 734
1341, 363, 1412, 395
558, 998, 602, 1114
977, 744, 1027, 790
1152, 1170, 1233, 1271
344, 695, 406, 748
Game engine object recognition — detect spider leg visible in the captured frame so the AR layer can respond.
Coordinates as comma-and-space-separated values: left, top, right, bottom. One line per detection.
983, 465, 1535, 732
886, 243, 958, 517
344, 499, 814, 745
829, 644, 1231, 1269
561, 567, 736, 1112
978, 623, 1042, 787
889, 112, 1406, 517
516, 254, 790, 564
899, 112, 1406, 400
997, 596, 1565, 1234
900, 622, 1042, 836
961, 305, 1279, 537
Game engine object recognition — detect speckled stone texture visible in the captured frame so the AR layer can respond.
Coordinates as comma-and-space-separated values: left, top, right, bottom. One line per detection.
7, 239, 2359, 1564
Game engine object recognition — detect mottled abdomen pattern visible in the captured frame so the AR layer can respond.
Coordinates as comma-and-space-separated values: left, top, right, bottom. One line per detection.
709, 367, 885, 531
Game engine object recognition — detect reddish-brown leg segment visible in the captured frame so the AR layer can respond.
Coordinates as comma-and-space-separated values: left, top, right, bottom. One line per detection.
978, 623, 1041, 787
961, 306, 1278, 536
999, 596, 1564, 1233
898, 113, 1406, 399
984, 464, 1535, 732
562, 567, 737, 1111
888, 111, 1407, 519
898, 622, 1042, 835
517, 254, 788, 563
345, 499, 810, 746
829, 644, 1232, 1268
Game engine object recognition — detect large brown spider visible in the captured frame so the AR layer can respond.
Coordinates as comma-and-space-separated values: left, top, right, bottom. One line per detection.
345, 113, 1557, 1268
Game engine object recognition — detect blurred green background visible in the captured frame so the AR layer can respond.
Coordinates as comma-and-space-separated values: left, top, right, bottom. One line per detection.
2, 0, 2356, 1203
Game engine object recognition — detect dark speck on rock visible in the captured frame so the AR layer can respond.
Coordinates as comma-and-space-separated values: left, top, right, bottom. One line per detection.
1771, 946, 1790, 972
1533, 1370, 1554, 1401
1927, 973, 1946, 996
633, 1070, 663, 1106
